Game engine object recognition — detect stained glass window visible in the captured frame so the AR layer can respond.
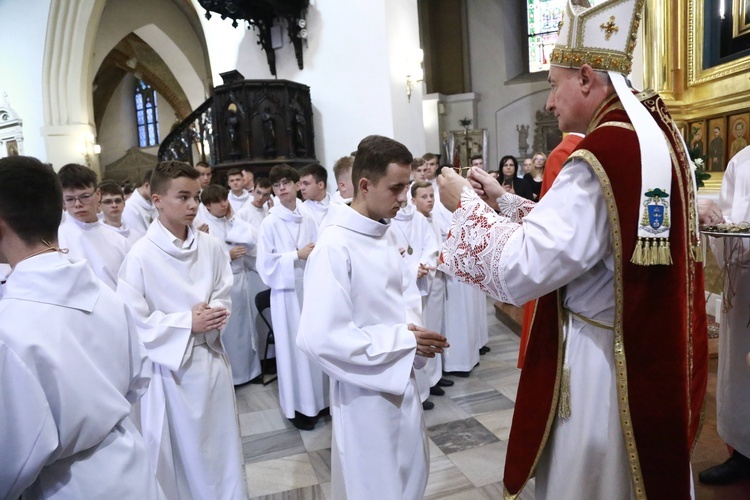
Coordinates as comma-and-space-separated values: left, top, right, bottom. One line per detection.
135, 80, 160, 147
527, 0, 602, 73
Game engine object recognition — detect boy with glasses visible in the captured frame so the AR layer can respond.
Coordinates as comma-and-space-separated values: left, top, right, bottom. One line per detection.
257, 164, 329, 430
57, 164, 130, 290
99, 180, 139, 245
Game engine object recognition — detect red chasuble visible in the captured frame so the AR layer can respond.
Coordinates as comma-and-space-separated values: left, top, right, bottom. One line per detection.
503, 92, 708, 499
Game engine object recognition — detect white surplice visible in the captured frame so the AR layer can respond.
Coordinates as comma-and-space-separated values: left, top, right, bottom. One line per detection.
391, 205, 441, 398
228, 189, 251, 212
441, 161, 634, 499
0, 252, 162, 499
237, 203, 273, 358
297, 202, 429, 500
257, 201, 329, 419
203, 210, 262, 384
101, 220, 141, 246
330, 191, 351, 205
301, 193, 332, 226
710, 145, 750, 457
58, 216, 131, 291
122, 189, 157, 240
117, 220, 247, 500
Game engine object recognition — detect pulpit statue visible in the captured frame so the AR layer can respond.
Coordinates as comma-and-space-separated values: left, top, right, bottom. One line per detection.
517, 124, 530, 157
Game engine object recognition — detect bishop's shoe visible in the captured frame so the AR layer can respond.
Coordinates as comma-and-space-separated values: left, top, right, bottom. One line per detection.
698, 451, 750, 485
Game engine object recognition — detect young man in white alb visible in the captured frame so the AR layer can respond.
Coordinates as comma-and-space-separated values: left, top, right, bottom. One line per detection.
257, 163, 329, 430
57, 164, 130, 291
330, 155, 354, 204
117, 161, 246, 499
122, 169, 157, 240
297, 135, 448, 499
99, 180, 140, 246
298, 163, 331, 226
201, 184, 262, 385
0, 155, 162, 499
226, 168, 251, 212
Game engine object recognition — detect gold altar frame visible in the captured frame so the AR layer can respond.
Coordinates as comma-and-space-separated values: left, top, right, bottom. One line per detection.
733, 0, 750, 38
687, 0, 750, 86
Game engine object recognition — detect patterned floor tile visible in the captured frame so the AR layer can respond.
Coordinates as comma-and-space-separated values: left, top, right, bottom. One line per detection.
243, 428, 307, 464
428, 417, 500, 455
239, 408, 295, 437
299, 415, 332, 452
246, 453, 319, 497
447, 441, 507, 487
308, 449, 331, 483
474, 408, 514, 441
452, 389, 515, 416
250, 483, 326, 500
424, 455, 475, 499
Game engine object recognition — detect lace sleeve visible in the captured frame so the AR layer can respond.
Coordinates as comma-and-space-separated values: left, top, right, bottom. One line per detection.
439, 187, 522, 302
497, 193, 535, 223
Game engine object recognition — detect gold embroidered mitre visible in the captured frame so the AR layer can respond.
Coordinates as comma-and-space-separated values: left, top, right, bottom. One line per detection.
550, 0, 645, 75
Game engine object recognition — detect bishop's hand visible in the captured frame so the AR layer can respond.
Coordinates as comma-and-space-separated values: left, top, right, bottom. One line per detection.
436, 167, 472, 212
467, 167, 506, 211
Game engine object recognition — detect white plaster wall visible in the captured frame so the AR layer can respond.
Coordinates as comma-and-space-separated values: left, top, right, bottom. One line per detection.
466, 0, 550, 171
93, 0, 210, 108
196, 0, 423, 183
98, 73, 176, 171
0, 0, 53, 160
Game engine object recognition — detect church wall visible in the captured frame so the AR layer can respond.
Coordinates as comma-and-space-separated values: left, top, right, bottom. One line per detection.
0, 0, 53, 160
98, 73, 176, 173
464, 0, 550, 170
196, 0, 424, 188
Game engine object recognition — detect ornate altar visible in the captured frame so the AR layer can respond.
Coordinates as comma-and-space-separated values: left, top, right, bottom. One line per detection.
0, 96, 23, 158
532, 108, 562, 157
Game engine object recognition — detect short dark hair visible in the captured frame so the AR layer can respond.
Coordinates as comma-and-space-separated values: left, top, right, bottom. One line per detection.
201, 185, 229, 205
227, 168, 242, 178
0, 156, 62, 244
99, 180, 124, 198
58, 163, 98, 190
195, 161, 210, 169
410, 180, 432, 198
255, 177, 272, 189
299, 163, 327, 185
411, 157, 425, 171
333, 156, 354, 181
422, 153, 437, 162
122, 183, 134, 196
470, 154, 483, 162
141, 169, 153, 186
150, 161, 199, 195
268, 164, 300, 184
352, 135, 413, 196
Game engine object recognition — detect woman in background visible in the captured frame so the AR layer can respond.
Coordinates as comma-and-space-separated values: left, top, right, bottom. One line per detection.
499, 155, 533, 200
523, 151, 546, 200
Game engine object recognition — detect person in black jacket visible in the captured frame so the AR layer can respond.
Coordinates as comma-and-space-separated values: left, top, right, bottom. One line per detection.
499, 155, 534, 200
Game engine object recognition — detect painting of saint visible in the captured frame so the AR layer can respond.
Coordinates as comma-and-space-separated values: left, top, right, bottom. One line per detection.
728, 113, 749, 160
708, 117, 726, 172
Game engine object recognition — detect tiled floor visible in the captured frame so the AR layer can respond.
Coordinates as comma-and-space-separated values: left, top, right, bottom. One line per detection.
235, 298, 750, 499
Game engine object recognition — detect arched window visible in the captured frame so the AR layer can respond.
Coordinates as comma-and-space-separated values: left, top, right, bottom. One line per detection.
135, 80, 160, 147
527, 0, 602, 73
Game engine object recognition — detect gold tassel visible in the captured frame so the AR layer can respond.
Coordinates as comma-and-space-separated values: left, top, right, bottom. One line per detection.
657, 239, 673, 265
693, 244, 703, 263
558, 365, 571, 420
649, 238, 659, 265
631, 238, 645, 265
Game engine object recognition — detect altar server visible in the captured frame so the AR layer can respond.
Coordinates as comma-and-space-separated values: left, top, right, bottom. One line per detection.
257, 163, 329, 430
202, 184, 262, 385
298, 163, 331, 226
99, 180, 141, 246
117, 161, 247, 499
298, 135, 448, 499
122, 169, 157, 239
227, 168, 251, 212
0, 155, 162, 499
57, 164, 130, 291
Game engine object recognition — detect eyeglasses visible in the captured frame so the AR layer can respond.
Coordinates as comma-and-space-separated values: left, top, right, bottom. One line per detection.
272, 179, 294, 189
63, 191, 97, 206
101, 197, 124, 206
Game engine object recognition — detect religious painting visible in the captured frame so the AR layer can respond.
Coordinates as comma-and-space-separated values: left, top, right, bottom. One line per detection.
707, 117, 726, 172
5, 140, 18, 157
727, 112, 750, 161
687, 120, 706, 160
447, 129, 487, 172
